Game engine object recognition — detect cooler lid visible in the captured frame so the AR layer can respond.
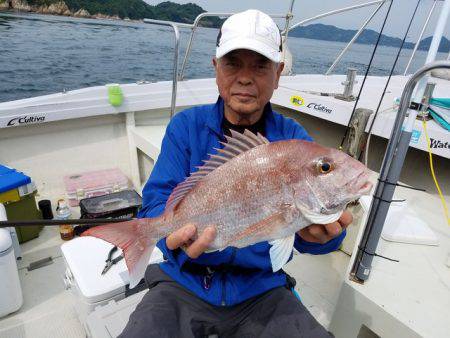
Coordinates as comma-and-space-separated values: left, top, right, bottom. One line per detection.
61, 237, 163, 304
0, 165, 31, 193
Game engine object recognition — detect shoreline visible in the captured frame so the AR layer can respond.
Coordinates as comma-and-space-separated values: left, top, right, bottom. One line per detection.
0, 1, 136, 21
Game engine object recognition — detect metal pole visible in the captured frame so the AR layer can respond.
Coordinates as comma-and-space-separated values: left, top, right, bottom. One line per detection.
403, 0, 438, 75
281, 0, 296, 67
179, 12, 234, 81
284, 0, 386, 34
143, 19, 180, 118
337, 68, 358, 100
326, 1, 385, 75
282, 0, 296, 41
351, 60, 450, 282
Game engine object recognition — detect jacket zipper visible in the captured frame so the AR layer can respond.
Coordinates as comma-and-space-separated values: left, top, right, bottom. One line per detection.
221, 248, 237, 306
221, 274, 226, 306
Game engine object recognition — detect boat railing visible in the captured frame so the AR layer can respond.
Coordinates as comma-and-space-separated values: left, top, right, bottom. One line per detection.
143, 19, 184, 118
403, 0, 439, 75
284, 0, 390, 75
144, 11, 291, 118
177, 1, 392, 79
178, 12, 290, 81
143, 0, 449, 116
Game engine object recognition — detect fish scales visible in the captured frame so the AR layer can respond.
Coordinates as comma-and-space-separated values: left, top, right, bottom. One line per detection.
170, 141, 300, 247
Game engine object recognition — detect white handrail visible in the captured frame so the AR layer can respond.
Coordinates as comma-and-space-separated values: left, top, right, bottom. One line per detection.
143, 19, 181, 118
284, 0, 386, 33
403, 0, 438, 75
178, 12, 289, 80
325, 1, 386, 75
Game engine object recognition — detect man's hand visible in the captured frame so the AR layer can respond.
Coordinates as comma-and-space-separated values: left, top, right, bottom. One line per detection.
297, 209, 353, 244
166, 224, 217, 259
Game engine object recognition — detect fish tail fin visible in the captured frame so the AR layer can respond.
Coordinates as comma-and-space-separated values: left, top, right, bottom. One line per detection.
82, 216, 166, 288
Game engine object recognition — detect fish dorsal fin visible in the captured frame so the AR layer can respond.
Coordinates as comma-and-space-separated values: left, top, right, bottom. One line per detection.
165, 129, 269, 211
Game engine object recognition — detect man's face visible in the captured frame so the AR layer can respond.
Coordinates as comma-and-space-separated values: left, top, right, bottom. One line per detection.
213, 49, 284, 122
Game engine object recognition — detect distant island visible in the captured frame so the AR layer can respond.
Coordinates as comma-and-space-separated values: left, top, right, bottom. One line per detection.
290, 23, 449, 53
1, 1, 448, 53
0, 0, 222, 26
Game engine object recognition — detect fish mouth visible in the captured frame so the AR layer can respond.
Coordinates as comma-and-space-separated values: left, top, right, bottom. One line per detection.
358, 181, 373, 195
351, 171, 373, 196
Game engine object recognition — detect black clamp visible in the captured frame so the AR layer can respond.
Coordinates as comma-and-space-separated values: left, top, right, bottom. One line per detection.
409, 101, 427, 112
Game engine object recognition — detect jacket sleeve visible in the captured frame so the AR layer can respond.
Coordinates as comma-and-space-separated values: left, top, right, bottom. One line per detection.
137, 113, 192, 266
289, 120, 346, 254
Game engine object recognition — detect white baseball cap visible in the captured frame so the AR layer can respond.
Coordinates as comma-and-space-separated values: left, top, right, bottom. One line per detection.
216, 9, 282, 63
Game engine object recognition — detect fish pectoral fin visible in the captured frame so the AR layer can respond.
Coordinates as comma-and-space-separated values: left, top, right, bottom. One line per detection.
269, 234, 295, 272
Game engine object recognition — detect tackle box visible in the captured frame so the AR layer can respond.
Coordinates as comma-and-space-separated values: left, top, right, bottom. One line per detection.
0, 165, 42, 243
75, 190, 142, 235
63, 168, 131, 207
80, 190, 142, 220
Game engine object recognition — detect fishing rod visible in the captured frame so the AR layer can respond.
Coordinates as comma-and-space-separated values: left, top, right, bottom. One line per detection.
0, 218, 134, 228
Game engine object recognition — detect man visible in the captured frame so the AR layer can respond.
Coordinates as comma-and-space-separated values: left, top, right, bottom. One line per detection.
120, 9, 351, 338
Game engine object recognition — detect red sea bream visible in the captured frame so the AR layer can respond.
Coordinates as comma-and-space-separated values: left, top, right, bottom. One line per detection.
84, 130, 372, 287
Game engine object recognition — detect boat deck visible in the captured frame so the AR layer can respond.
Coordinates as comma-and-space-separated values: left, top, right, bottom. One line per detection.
0, 226, 84, 338
0, 224, 355, 338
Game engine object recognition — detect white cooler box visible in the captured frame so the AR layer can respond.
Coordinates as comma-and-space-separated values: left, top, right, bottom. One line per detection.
61, 236, 163, 327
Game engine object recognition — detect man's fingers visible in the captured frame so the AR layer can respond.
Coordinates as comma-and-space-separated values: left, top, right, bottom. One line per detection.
306, 224, 329, 244
338, 209, 353, 229
323, 222, 342, 238
185, 226, 217, 259
166, 224, 196, 250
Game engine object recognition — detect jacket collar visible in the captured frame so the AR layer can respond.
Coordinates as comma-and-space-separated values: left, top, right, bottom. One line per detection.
205, 96, 283, 141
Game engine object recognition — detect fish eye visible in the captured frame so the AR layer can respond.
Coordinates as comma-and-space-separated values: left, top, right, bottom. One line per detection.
316, 159, 334, 174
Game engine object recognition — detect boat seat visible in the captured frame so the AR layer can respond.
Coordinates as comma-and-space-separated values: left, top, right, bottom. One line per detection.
126, 121, 167, 190
130, 125, 166, 161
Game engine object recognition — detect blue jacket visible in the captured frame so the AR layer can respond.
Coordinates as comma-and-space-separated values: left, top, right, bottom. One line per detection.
139, 97, 346, 306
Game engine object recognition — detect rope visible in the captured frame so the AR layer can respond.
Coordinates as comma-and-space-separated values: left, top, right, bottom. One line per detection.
361, 0, 422, 166
339, 0, 394, 149
357, 246, 399, 262
377, 178, 426, 192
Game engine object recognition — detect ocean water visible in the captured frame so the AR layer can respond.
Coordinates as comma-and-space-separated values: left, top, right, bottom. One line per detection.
0, 12, 447, 103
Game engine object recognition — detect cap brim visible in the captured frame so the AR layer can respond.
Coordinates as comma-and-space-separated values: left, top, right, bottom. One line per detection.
216, 38, 281, 63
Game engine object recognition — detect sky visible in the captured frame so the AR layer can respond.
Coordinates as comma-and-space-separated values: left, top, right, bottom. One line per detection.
144, 0, 450, 41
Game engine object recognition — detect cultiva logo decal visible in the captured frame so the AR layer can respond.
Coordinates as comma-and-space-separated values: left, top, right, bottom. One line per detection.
7, 115, 46, 127
290, 95, 304, 106
307, 103, 332, 114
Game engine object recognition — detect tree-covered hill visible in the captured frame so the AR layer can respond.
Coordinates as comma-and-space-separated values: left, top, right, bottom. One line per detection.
6, 0, 222, 26
290, 23, 449, 52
